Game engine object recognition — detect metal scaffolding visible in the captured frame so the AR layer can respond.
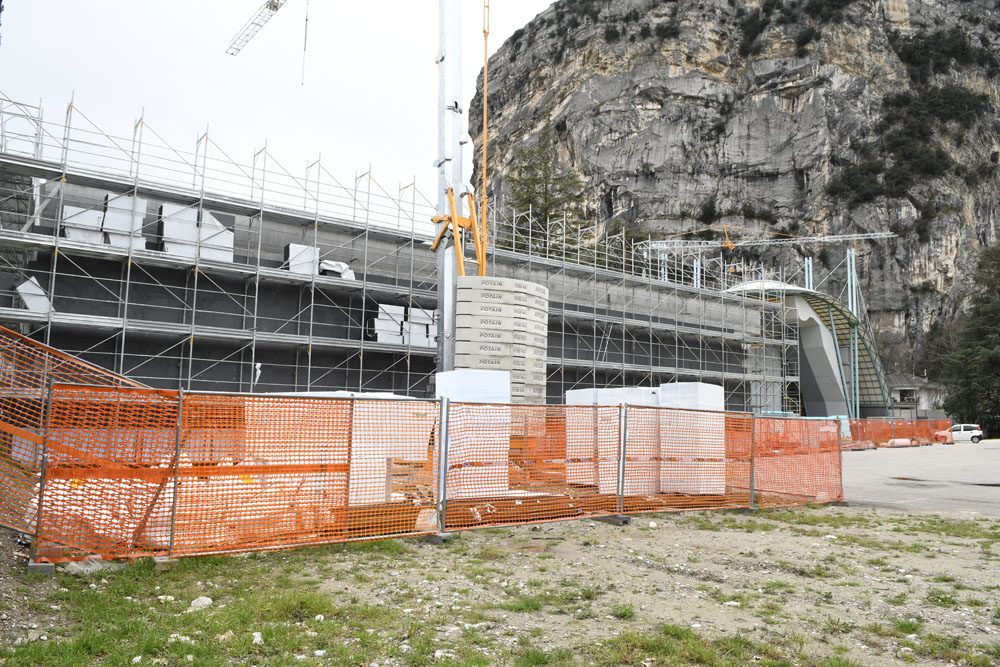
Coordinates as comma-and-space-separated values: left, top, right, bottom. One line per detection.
0, 94, 811, 410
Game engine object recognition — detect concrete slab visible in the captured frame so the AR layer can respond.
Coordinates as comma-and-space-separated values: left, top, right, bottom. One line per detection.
842, 439, 1000, 516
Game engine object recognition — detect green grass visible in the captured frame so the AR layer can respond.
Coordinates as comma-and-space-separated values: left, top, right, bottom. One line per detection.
342, 538, 411, 555
611, 603, 635, 620
885, 592, 908, 606
501, 596, 544, 613
763, 580, 795, 594
892, 618, 924, 635
594, 624, 794, 666
925, 589, 959, 608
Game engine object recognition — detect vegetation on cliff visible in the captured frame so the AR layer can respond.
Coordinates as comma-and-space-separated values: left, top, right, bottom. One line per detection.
940, 244, 1000, 434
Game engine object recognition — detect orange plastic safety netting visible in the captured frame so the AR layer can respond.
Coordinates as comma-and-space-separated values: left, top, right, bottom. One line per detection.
844, 418, 952, 450
621, 406, 753, 513
443, 404, 620, 529
32, 385, 179, 561
24, 389, 856, 562
0, 327, 144, 536
753, 417, 844, 506
32, 388, 442, 560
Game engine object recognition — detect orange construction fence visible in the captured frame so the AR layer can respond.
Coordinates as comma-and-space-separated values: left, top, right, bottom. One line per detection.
0, 329, 961, 562
844, 418, 952, 450
10, 382, 847, 562
0, 326, 144, 540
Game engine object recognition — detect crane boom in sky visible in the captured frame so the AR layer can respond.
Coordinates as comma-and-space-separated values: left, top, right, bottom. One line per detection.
637, 229, 896, 253
226, 0, 290, 55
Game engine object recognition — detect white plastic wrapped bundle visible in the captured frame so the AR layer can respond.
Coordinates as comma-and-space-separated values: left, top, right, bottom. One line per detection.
658, 383, 726, 495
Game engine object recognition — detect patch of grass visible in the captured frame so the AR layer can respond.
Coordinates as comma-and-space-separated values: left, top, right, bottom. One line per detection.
823, 616, 856, 635
763, 580, 795, 594
472, 545, 507, 562
893, 618, 924, 635
343, 538, 410, 555
594, 623, 787, 665
501, 596, 544, 613
709, 588, 755, 608
930, 574, 956, 583
677, 514, 721, 531
914, 633, 973, 663
925, 589, 959, 608
866, 557, 888, 567
514, 642, 575, 666
885, 591, 908, 606
611, 603, 635, 620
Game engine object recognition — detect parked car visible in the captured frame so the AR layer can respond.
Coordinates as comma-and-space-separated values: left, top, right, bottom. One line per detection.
934, 424, 984, 444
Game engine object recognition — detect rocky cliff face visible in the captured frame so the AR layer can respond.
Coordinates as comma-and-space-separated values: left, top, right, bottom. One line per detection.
470, 0, 1000, 374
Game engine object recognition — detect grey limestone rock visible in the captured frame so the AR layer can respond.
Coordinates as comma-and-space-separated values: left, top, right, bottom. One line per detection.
471, 0, 1000, 370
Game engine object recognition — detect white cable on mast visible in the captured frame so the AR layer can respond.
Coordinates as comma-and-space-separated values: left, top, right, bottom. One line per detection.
301, 0, 310, 86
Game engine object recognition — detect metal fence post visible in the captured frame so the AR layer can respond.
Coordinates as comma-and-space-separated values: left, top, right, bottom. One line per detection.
29, 380, 55, 563
167, 389, 184, 560
749, 414, 757, 511
889, 418, 896, 444
436, 398, 450, 534
617, 404, 628, 516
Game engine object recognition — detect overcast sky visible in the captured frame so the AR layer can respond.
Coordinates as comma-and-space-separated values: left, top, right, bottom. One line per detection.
0, 0, 552, 200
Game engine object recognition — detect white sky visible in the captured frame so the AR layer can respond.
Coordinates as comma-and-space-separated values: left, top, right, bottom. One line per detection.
0, 0, 552, 198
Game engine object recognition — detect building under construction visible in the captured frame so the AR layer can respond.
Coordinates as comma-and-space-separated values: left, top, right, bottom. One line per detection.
0, 96, 891, 417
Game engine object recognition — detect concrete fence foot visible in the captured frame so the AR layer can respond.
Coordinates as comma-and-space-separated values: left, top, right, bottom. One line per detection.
154, 556, 178, 572
595, 515, 632, 526
27, 560, 54, 578
423, 532, 455, 545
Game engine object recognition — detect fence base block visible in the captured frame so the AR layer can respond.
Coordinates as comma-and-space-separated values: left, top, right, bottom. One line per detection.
729, 508, 759, 515
27, 560, 55, 578
827, 501, 850, 507
595, 515, 632, 527
154, 556, 178, 572
422, 532, 456, 545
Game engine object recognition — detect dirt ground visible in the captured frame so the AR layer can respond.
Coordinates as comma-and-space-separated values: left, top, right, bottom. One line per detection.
1, 504, 997, 665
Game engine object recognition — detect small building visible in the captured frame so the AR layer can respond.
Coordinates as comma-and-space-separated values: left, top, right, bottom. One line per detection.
887, 373, 946, 419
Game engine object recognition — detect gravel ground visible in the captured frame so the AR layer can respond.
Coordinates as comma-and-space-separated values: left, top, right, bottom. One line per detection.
1, 504, 997, 665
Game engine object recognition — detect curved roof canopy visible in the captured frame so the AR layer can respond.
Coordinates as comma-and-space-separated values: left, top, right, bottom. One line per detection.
727, 280, 890, 415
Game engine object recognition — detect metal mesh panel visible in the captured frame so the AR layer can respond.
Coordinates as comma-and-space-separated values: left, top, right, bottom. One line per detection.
753, 418, 844, 506
443, 404, 621, 529
622, 407, 753, 512
171, 395, 439, 556
844, 418, 952, 449
33, 385, 178, 561
21, 389, 967, 562
0, 326, 144, 535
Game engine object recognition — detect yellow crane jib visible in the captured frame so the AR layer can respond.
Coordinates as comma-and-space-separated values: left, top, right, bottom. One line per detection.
430, 189, 487, 277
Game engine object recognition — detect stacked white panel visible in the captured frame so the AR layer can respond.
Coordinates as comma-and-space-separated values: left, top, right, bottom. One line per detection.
103, 195, 146, 250
198, 212, 235, 263
371, 304, 405, 345
159, 203, 199, 259
61, 206, 104, 244
285, 243, 320, 275
658, 383, 726, 495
